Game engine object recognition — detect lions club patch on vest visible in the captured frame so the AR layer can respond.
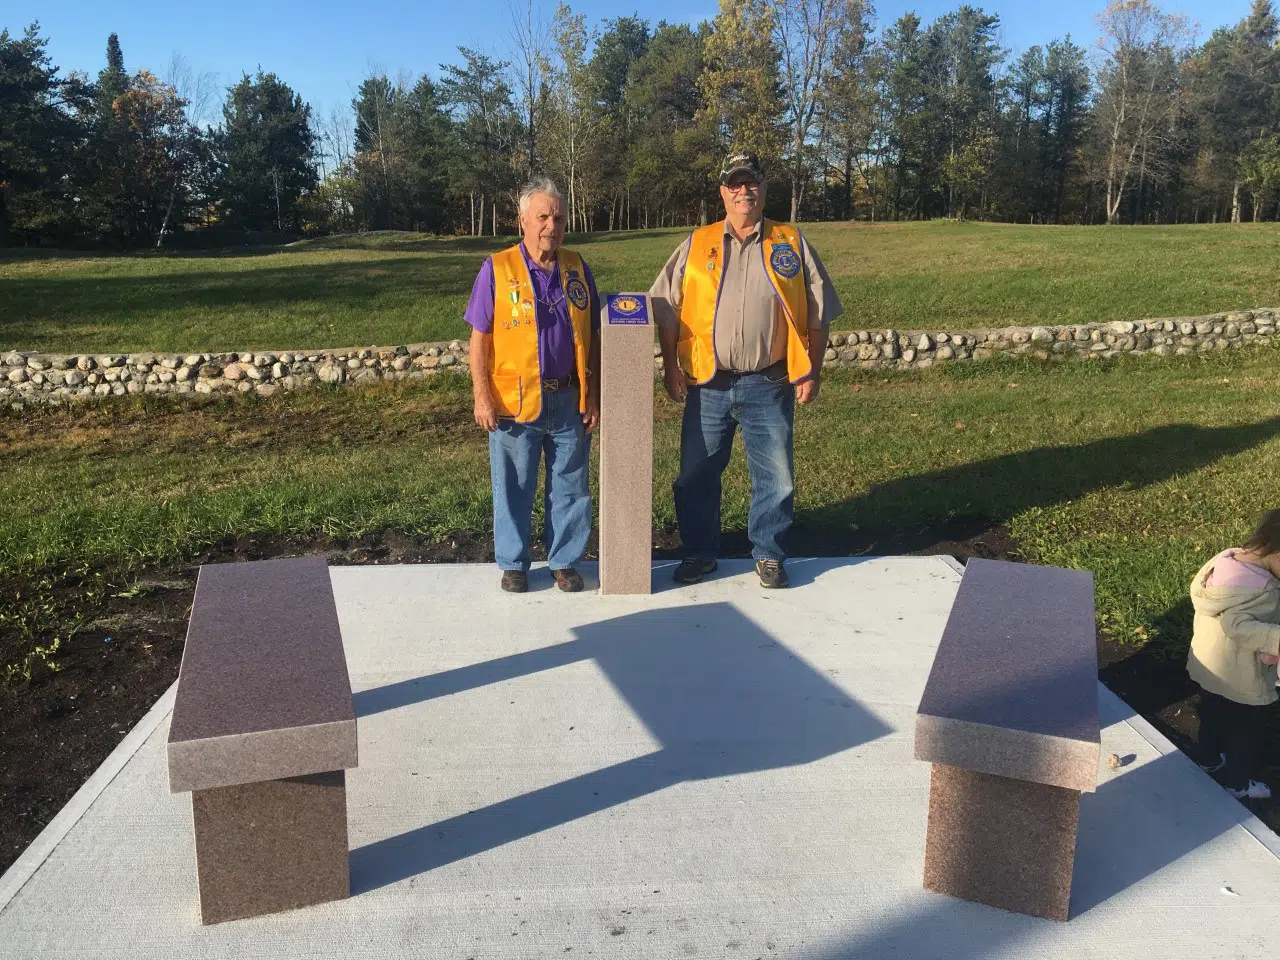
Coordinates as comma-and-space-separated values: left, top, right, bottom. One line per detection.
769, 242, 802, 279
566, 277, 589, 311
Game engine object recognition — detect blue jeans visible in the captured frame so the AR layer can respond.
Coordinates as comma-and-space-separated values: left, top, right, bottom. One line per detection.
490, 387, 592, 571
673, 369, 795, 562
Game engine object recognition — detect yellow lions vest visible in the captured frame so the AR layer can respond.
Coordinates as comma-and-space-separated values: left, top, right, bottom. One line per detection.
677, 219, 812, 385
488, 244, 592, 423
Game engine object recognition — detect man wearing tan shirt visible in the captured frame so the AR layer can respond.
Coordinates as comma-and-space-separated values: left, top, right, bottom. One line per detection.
649, 152, 843, 589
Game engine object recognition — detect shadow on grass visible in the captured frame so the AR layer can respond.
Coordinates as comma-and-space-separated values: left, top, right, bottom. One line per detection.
0, 230, 303, 261
283, 233, 511, 255
1098, 594, 1199, 718
782, 417, 1280, 557
0, 254, 490, 347
573, 229, 685, 246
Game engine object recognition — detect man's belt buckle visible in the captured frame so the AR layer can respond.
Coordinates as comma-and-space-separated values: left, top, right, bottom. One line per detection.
542, 378, 560, 392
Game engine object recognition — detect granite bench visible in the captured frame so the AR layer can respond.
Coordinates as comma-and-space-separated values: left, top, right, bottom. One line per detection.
167, 556, 358, 924
914, 557, 1099, 921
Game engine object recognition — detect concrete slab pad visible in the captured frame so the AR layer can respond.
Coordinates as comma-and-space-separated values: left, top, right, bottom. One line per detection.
4, 557, 1280, 959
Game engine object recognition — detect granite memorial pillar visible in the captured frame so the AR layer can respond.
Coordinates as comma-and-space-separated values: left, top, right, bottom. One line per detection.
598, 293, 654, 595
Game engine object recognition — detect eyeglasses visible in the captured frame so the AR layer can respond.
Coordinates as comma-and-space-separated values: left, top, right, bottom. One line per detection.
724, 179, 761, 193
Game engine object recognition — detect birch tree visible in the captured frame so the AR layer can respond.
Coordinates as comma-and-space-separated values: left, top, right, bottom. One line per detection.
507, 0, 552, 179
547, 2, 596, 232
771, 0, 847, 220
1093, 0, 1192, 224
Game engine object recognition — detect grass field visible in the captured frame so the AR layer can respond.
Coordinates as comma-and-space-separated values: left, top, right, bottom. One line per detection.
3, 221, 1280, 355
4, 346, 1280, 664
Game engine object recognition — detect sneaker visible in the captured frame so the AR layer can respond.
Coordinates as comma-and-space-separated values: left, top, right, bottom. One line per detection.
1198, 752, 1227, 774
1226, 780, 1272, 800
500, 570, 528, 593
756, 558, 789, 589
673, 558, 718, 584
551, 567, 585, 593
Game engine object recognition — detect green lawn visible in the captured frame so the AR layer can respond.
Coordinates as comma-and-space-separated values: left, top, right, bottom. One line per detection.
3, 222, 1280, 354
4, 346, 1280, 666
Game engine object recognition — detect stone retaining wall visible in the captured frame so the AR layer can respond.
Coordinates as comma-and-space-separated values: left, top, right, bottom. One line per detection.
3, 307, 1276, 408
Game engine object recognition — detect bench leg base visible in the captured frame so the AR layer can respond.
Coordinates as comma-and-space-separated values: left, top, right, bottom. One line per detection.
923, 763, 1079, 921
190, 770, 349, 924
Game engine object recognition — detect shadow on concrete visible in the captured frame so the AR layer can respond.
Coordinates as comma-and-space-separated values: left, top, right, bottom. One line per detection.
796, 735, 1251, 957
644, 556, 856, 592
1071, 748, 1248, 915
349, 602, 891, 893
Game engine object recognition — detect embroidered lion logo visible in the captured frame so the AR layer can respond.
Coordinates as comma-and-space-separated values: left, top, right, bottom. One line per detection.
566, 277, 590, 310
769, 242, 802, 280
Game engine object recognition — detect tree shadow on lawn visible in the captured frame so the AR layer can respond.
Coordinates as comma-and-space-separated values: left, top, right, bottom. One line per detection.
275, 229, 683, 254
283, 234, 510, 255
0, 232, 303, 262
573, 229, 683, 246
783, 416, 1280, 558
1, 254, 489, 344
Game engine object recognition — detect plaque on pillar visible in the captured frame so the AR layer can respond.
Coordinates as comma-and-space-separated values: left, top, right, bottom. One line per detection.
599, 293, 654, 595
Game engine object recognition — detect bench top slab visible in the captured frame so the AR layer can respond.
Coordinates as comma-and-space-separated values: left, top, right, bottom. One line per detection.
914, 558, 1099, 792
167, 557, 357, 793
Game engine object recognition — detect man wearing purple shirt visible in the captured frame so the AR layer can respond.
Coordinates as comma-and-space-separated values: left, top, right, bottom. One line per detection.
466, 177, 601, 594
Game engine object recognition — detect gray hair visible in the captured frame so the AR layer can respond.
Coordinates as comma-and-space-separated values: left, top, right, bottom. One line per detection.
518, 176, 564, 215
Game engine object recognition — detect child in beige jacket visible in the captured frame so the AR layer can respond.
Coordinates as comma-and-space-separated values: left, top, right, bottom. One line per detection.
1188, 508, 1280, 800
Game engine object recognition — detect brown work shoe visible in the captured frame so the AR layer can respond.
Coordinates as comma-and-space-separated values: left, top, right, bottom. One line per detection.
551, 567, 585, 592
500, 569, 528, 593
756, 559, 789, 589
673, 558, 718, 584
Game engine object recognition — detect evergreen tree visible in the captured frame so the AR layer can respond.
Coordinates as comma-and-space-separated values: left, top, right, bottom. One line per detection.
0, 24, 88, 244
626, 22, 717, 226
440, 49, 518, 235
1190, 0, 1280, 221
822, 0, 878, 220
84, 32, 138, 242
881, 12, 928, 218
215, 71, 318, 232
586, 16, 650, 229
99, 33, 127, 107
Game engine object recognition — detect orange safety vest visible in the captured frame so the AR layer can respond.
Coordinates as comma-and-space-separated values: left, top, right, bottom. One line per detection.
677, 219, 812, 385
488, 244, 592, 423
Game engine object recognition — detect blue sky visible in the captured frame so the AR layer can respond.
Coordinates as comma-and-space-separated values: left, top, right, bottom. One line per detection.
5, 0, 1253, 123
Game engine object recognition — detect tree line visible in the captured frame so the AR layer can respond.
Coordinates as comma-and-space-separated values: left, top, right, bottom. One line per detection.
3, 0, 1280, 247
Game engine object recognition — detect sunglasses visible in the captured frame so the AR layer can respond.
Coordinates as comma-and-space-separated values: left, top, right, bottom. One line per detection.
724, 179, 761, 193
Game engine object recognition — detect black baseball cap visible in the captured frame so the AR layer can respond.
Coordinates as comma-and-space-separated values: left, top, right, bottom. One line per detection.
719, 152, 765, 184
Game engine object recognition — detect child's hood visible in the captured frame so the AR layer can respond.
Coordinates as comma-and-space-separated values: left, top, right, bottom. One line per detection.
1191, 554, 1279, 616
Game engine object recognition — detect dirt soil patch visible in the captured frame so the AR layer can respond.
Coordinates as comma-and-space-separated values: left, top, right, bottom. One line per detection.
2, 523, 1272, 878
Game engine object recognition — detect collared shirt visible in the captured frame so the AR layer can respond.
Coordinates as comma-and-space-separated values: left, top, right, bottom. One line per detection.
464, 244, 600, 379
648, 219, 844, 373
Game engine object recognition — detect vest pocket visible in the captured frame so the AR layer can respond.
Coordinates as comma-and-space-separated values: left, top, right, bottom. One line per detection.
491, 372, 523, 419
